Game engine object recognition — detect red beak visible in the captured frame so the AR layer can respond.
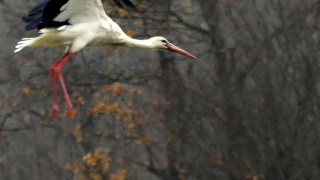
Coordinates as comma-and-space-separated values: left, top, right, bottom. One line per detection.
167, 43, 197, 59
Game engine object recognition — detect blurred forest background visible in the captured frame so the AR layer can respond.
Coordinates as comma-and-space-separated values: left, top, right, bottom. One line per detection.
1, 0, 320, 179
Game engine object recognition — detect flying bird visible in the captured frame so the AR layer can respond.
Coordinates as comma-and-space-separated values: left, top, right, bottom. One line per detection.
15, 0, 197, 120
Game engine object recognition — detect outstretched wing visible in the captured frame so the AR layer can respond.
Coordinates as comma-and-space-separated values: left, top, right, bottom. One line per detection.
53, 0, 107, 24
22, 0, 135, 31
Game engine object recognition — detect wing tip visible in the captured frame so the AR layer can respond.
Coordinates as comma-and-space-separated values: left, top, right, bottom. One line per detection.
14, 38, 34, 53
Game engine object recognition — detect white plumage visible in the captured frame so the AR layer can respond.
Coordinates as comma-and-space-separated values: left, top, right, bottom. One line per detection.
54, 0, 106, 23
15, 0, 196, 120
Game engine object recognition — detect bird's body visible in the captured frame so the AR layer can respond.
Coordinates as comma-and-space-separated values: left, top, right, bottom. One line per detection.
16, 0, 131, 52
17, 21, 126, 52
15, 0, 196, 120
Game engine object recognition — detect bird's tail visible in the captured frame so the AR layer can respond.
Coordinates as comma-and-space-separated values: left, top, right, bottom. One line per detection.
14, 38, 35, 53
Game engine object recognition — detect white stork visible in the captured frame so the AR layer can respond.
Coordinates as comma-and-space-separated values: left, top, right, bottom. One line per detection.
15, 0, 197, 120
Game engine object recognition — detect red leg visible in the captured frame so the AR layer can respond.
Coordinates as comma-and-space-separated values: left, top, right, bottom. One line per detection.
49, 52, 74, 121
49, 54, 67, 121
58, 72, 73, 118
49, 68, 58, 121
55, 53, 74, 107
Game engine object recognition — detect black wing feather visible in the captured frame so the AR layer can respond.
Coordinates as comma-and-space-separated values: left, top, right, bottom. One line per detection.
113, 0, 136, 9
23, 0, 69, 31
22, 0, 136, 31
39, 0, 70, 30
120, 0, 136, 9
22, 0, 50, 31
113, 0, 125, 8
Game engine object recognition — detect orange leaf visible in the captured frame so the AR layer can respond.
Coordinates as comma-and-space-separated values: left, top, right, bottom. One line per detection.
110, 169, 127, 180
76, 96, 85, 105
40, 110, 46, 117
128, 122, 135, 129
138, 4, 147, 10
181, 5, 189, 10
136, 137, 150, 146
73, 124, 81, 134
101, 152, 111, 172
40, 90, 48, 96
144, 161, 150, 166
135, 19, 144, 25
82, 152, 92, 161
69, 108, 77, 118
114, 46, 122, 55
94, 147, 103, 156
136, 88, 142, 95
124, 115, 132, 122
23, 87, 30, 95
95, 130, 103, 135
89, 173, 102, 180
118, 9, 128, 16
126, 30, 135, 37
115, 19, 121, 24
138, 114, 145, 124
64, 163, 73, 170
101, 157, 110, 172
76, 137, 82, 143
86, 157, 98, 166
12, 102, 18, 108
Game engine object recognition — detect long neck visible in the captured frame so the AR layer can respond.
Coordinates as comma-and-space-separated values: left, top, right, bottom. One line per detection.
123, 35, 155, 49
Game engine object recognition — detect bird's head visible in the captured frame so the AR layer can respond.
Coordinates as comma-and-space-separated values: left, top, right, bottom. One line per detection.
148, 36, 197, 59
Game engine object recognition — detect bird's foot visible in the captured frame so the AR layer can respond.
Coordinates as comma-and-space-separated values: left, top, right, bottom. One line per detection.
49, 106, 59, 121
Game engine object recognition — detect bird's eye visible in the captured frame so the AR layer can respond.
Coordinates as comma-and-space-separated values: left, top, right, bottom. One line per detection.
161, 40, 168, 44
